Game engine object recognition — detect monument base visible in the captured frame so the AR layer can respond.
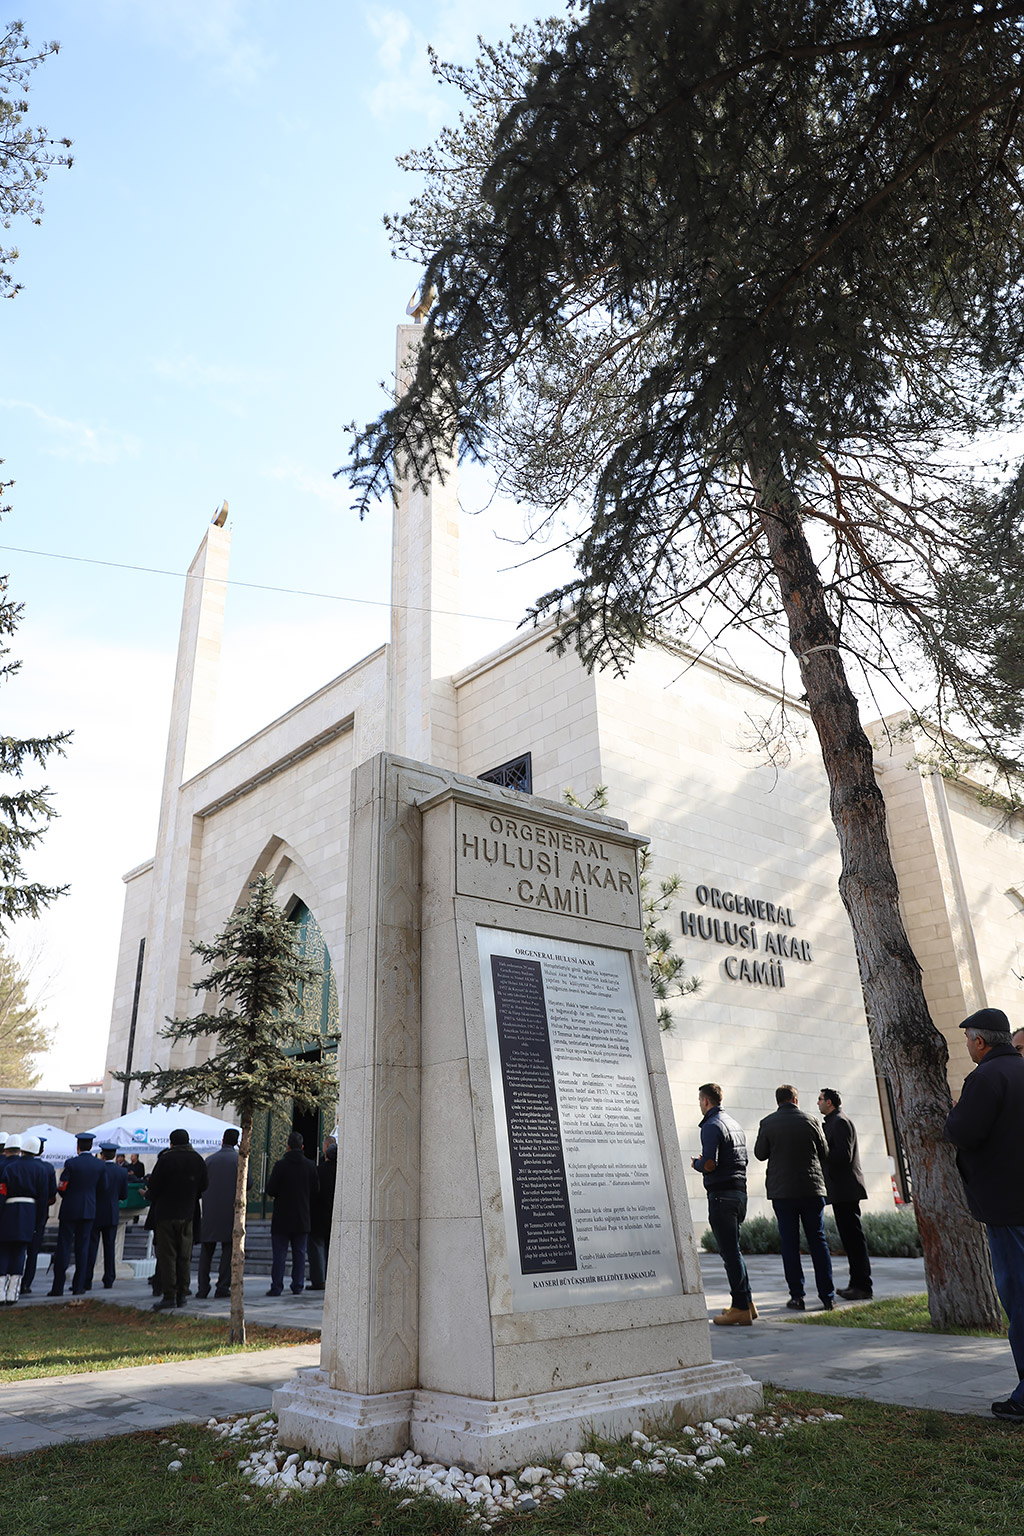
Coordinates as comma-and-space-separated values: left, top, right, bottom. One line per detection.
275, 1363, 762, 1474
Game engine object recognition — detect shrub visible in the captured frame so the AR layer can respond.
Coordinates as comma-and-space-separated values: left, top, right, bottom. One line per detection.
700, 1205, 921, 1257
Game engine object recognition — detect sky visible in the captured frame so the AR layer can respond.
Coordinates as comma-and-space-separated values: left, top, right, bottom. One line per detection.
3, 0, 569, 1088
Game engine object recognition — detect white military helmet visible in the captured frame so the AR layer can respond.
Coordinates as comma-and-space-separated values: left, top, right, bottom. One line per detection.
21, 1135, 41, 1155
4, 1133, 23, 1153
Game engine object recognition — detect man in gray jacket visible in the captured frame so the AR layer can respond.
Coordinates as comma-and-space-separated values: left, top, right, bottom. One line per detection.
754, 1084, 835, 1311
196, 1128, 240, 1300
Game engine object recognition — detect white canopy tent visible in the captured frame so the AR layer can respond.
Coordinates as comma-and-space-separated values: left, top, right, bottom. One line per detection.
85, 1105, 238, 1155
20, 1122, 79, 1167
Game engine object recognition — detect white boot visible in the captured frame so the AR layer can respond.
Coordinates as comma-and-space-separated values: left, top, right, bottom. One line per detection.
8, 1273, 21, 1304
0, 1274, 10, 1304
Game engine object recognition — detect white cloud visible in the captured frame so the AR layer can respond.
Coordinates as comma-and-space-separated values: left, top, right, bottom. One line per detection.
0, 398, 141, 465
261, 459, 350, 505
102, 0, 271, 90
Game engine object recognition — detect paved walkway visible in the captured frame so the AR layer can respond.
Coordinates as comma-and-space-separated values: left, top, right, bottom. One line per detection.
0, 1256, 1017, 1457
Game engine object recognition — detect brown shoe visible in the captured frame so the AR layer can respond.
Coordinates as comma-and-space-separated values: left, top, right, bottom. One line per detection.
749, 1300, 758, 1319
713, 1306, 754, 1326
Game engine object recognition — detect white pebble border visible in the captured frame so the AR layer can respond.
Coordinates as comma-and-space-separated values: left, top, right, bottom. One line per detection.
161, 1404, 843, 1519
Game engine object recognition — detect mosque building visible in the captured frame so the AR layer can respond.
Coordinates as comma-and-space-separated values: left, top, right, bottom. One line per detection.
98, 324, 1024, 1227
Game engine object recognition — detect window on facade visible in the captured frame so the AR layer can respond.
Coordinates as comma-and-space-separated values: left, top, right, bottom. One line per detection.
479, 752, 533, 795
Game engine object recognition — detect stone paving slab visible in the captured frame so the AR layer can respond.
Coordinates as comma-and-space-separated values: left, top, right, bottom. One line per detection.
0, 1345, 320, 1456
0, 1256, 1017, 1458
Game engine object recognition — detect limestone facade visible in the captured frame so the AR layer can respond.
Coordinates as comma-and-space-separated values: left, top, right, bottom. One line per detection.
101, 323, 1024, 1230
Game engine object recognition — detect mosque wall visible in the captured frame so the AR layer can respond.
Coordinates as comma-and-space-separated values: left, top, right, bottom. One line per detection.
451, 627, 891, 1227
873, 721, 1024, 1100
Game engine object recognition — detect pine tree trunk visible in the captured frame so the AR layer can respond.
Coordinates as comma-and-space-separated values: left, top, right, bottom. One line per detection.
231, 1115, 251, 1346
751, 472, 1001, 1329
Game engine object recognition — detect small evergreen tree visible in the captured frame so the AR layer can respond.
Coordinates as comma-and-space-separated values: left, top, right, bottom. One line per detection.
563, 783, 699, 1029
115, 875, 338, 1345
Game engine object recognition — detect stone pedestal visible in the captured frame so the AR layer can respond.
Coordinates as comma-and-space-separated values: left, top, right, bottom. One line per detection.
275, 754, 760, 1472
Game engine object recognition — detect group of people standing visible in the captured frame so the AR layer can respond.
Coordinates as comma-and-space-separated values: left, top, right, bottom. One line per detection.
0, 1121, 339, 1309
697, 1005, 1024, 1422
695, 1080, 871, 1327
144, 1126, 338, 1310
0, 1130, 131, 1303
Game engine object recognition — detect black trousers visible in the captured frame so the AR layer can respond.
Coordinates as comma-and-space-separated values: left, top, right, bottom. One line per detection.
831, 1200, 872, 1291
52, 1218, 94, 1294
197, 1240, 231, 1297
154, 1218, 193, 1301
86, 1222, 118, 1288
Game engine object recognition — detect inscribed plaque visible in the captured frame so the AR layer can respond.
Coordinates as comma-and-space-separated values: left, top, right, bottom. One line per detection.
477, 926, 682, 1311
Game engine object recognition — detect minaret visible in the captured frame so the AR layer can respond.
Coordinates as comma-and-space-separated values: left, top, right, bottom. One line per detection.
124, 511, 231, 1102
387, 316, 461, 769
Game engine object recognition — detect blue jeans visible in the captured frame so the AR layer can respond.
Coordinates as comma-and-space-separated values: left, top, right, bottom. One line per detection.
987, 1224, 1024, 1404
773, 1197, 835, 1304
707, 1190, 751, 1309
270, 1232, 307, 1294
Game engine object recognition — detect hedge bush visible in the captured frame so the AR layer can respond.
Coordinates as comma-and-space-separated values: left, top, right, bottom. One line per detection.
700, 1206, 921, 1258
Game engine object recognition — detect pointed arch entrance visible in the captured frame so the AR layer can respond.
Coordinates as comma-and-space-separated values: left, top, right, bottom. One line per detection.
247, 898, 340, 1216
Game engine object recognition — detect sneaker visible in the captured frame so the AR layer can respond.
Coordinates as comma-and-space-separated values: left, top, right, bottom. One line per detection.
992, 1398, 1024, 1421
785, 1297, 805, 1311
713, 1306, 754, 1326
837, 1287, 873, 1301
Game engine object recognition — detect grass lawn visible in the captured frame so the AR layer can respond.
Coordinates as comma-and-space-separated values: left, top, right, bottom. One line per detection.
790, 1292, 1010, 1338
5, 1389, 1024, 1536
0, 1300, 318, 1381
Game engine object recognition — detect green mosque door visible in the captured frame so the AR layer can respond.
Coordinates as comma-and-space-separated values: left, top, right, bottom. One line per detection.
247, 901, 340, 1217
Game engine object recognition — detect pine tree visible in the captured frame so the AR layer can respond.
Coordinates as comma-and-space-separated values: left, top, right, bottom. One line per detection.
0, 23, 72, 928
115, 875, 338, 1345
348, 2, 1024, 1328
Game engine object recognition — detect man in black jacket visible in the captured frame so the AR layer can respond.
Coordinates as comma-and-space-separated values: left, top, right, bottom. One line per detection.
307, 1134, 337, 1291
146, 1128, 209, 1311
693, 1084, 756, 1326
266, 1131, 319, 1296
754, 1085, 835, 1311
818, 1088, 872, 1301
945, 1007, 1024, 1421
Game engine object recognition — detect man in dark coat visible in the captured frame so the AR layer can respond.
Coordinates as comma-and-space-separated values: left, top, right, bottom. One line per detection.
196, 1128, 240, 1299
307, 1134, 337, 1291
693, 1085, 756, 1325
145, 1128, 209, 1310
86, 1143, 131, 1290
18, 1135, 56, 1295
945, 1006, 1024, 1421
49, 1131, 104, 1296
754, 1084, 835, 1311
266, 1131, 318, 1296
818, 1088, 872, 1301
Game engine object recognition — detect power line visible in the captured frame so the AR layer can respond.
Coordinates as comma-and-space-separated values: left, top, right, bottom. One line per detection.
0, 542, 516, 625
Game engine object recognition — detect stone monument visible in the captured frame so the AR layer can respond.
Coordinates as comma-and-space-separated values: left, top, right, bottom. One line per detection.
274, 753, 760, 1471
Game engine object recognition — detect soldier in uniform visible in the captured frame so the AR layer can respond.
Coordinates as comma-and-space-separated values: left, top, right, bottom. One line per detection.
18, 1135, 57, 1295
49, 1131, 104, 1296
86, 1143, 130, 1289
0, 1135, 52, 1304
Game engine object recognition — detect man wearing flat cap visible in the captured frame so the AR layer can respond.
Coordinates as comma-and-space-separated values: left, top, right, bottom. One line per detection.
944, 1007, 1024, 1421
